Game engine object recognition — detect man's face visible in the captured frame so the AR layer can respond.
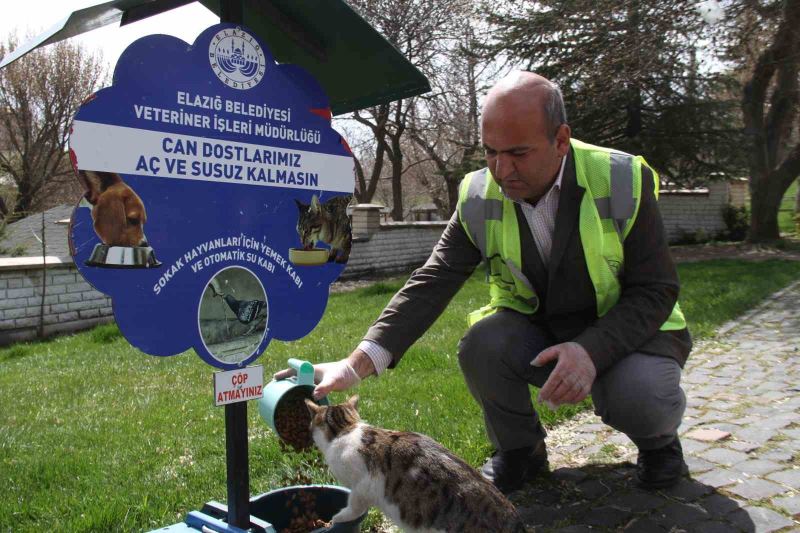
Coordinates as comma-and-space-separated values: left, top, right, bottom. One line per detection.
481, 96, 570, 203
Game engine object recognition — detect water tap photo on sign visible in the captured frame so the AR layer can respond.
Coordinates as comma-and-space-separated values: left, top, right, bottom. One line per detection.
68, 24, 355, 369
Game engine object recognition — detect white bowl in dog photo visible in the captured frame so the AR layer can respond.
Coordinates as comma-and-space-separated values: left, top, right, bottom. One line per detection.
85, 244, 162, 268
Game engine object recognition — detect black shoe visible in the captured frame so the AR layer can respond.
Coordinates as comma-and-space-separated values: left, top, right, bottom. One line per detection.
480, 440, 548, 494
635, 437, 688, 490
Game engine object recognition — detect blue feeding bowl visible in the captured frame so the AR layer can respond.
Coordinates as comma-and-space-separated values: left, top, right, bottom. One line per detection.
249, 484, 366, 532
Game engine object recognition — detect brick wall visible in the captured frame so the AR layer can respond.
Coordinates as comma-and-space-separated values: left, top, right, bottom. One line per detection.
0, 258, 113, 345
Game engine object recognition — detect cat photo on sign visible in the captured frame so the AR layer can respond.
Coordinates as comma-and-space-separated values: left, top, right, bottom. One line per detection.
291, 194, 353, 265
305, 396, 527, 533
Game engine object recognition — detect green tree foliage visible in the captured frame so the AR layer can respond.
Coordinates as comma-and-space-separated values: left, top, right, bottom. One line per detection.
485, 0, 746, 188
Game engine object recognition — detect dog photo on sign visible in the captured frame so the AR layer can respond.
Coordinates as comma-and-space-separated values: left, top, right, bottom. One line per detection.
76, 169, 161, 268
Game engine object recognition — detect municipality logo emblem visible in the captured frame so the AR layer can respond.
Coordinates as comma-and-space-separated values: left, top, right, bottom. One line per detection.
209, 28, 266, 90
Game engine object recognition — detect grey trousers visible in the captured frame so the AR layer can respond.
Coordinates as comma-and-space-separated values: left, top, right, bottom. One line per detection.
457, 310, 686, 452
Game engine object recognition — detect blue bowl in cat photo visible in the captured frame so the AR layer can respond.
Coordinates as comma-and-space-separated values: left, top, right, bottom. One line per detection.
249, 484, 366, 532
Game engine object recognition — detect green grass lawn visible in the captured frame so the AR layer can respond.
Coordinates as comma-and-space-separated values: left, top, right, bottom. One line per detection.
779, 180, 797, 235
2, 259, 800, 531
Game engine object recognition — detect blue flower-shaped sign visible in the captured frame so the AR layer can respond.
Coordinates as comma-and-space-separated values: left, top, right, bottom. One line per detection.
68, 24, 355, 369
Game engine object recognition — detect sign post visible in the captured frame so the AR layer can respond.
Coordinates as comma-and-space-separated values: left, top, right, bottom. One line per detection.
218, 3, 249, 527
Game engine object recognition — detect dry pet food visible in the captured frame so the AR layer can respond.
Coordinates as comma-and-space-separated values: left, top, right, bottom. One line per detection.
281, 489, 332, 532
274, 387, 314, 450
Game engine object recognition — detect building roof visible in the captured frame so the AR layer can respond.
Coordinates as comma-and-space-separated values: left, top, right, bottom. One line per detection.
0, 205, 73, 259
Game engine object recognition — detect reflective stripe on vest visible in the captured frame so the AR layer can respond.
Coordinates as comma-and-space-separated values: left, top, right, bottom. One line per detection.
457, 138, 686, 331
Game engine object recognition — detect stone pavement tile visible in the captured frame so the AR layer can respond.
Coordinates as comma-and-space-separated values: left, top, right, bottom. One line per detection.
612, 491, 665, 512
772, 494, 800, 516
686, 456, 716, 474
679, 419, 703, 432
621, 517, 669, 532
727, 478, 787, 500
698, 411, 736, 424
712, 423, 747, 434
660, 478, 714, 501
581, 444, 602, 456
653, 501, 710, 528
517, 503, 564, 527
552, 527, 593, 533
781, 429, 800, 440
759, 417, 795, 431
550, 467, 589, 484
683, 439, 712, 454
699, 447, 750, 466
695, 468, 743, 488
686, 428, 731, 442
734, 459, 784, 476
767, 469, 800, 490
761, 449, 795, 462
608, 433, 632, 446
732, 427, 778, 445
574, 479, 611, 499
520, 487, 561, 506
684, 407, 702, 418
579, 505, 630, 528
727, 441, 761, 453
738, 415, 766, 425
688, 520, 743, 533
706, 401, 740, 412
740, 505, 796, 532
698, 493, 745, 518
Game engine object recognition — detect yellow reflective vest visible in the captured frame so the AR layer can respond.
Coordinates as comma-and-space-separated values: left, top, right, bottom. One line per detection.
457, 138, 686, 330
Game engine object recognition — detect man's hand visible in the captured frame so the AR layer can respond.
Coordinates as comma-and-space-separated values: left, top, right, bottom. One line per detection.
273, 349, 375, 400
532, 342, 596, 409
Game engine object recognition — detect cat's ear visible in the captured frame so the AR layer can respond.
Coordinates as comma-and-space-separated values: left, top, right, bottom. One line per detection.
304, 398, 322, 416
310, 195, 320, 209
346, 394, 359, 410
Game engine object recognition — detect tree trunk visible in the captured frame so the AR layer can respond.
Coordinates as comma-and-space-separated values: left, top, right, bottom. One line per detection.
749, 175, 784, 241
446, 176, 459, 216
13, 178, 36, 219
391, 154, 403, 221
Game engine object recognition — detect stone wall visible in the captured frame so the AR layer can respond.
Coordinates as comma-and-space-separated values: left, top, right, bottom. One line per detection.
0, 181, 741, 344
0, 258, 113, 345
659, 181, 731, 243
343, 214, 448, 279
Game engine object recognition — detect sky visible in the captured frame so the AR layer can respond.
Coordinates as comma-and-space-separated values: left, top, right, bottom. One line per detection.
0, 0, 218, 69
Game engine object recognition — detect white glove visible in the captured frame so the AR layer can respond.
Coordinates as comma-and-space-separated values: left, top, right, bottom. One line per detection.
274, 359, 361, 400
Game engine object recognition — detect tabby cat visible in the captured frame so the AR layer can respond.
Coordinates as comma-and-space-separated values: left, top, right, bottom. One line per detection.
304, 396, 527, 533
294, 194, 352, 263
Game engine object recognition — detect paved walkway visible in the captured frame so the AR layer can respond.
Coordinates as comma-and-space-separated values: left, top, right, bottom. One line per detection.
509, 280, 800, 532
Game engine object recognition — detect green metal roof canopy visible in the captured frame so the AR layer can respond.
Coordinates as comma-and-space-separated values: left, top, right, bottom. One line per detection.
0, 0, 430, 115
